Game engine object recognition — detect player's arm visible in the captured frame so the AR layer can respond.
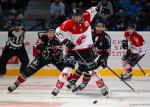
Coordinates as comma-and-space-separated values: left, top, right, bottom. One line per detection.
122, 32, 129, 50
86, 7, 98, 22
96, 34, 111, 68
35, 33, 48, 54
55, 21, 75, 49
86, 6, 103, 22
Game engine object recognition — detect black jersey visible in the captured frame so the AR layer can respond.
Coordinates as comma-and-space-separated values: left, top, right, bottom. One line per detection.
92, 30, 111, 57
36, 35, 63, 60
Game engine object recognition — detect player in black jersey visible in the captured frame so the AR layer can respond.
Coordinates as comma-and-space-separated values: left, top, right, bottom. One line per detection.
0, 20, 29, 76
7, 25, 65, 92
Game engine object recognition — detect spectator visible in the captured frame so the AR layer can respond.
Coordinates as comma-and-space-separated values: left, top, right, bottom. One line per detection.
141, 0, 150, 30
0, 0, 11, 17
4, 11, 17, 30
66, 2, 77, 18
116, 0, 131, 9
50, 0, 65, 25
97, 0, 114, 18
128, 0, 143, 17
9, 0, 25, 16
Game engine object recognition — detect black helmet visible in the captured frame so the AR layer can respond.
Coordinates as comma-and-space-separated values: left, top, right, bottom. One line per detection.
72, 8, 83, 17
126, 23, 136, 29
45, 25, 56, 32
14, 20, 23, 26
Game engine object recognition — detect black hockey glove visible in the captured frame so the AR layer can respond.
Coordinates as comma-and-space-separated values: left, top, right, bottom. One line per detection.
36, 43, 45, 54
62, 39, 75, 49
97, 56, 108, 69
88, 62, 97, 70
122, 40, 128, 50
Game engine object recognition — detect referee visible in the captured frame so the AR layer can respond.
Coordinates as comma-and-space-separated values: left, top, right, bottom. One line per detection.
0, 20, 29, 76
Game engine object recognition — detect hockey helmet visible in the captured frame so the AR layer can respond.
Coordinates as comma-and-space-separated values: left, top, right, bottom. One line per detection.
126, 23, 136, 30
72, 8, 83, 17
14, 20, 23, 26
46, 25, 56, 32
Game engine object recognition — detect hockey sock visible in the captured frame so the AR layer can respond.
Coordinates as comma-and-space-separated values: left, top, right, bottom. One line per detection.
16, 75, 27, 84
56, 67, 72, 89
126, 68, 132, 73
96, 78, 105, 88
82, 72, 91, 85
67, 69, 82, 83
73, 71, 82, 82
56, 80, 65, 89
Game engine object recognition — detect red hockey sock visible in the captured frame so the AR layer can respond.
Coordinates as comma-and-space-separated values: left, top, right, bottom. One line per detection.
67, 73, 74, 81
82, 76, 91, 84
56, 80, 65, 89
73, 72, 82, 81
96, 79, 104, 88
17, 75, 26, 83
126, 68, 132, 73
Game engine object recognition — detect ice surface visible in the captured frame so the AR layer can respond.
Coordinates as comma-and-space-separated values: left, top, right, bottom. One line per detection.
0, 76, 150, 107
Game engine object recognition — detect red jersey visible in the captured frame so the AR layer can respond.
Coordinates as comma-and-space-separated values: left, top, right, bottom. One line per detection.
124, 31, 144, 47
56, 7, 98, 50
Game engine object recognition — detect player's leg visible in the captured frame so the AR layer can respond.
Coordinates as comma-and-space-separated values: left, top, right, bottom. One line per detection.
121, 46, 146, 80
16, 47, 29, 74
121, 49, 135, 80
0, 46, 14, 75
52, 59, 78, 90
8, 56, 48, 92
66, 68, 83, 90
51, 53, 76, 96
72, 71, 91, 92
121, 60, 133, 81
72, 48, 97, 92
92, 70, 109, 96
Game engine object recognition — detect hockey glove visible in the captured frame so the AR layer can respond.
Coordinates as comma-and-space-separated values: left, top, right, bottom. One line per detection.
62, 39, 75, 49
122, 40, 128, 50
97, 56, 108, 69
36, 43, 45, 54
88, 62, 98, 70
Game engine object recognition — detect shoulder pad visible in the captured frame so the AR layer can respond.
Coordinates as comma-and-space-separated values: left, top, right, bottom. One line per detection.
59, 20, 73, 32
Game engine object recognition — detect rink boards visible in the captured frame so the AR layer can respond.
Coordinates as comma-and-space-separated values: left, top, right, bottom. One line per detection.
0, 31, 150, 76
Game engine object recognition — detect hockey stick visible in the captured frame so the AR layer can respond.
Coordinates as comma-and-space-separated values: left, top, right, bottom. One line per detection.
74, 51, 104, 81
75, 51, 135, 92
137, 63, 145, 75
106, 66, 135, 92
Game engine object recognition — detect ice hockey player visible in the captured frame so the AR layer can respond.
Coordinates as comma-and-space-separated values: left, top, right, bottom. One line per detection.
0, 20, 29, 76
121, 24, 146, 80
8, 25, 65, 92
66, 23, 111, 96
51, 6, 107, 96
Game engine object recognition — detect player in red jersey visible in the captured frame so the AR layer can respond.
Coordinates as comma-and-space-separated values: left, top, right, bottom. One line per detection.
51, 7, 104, 96
121, 24, 146, 80
66, 23, 111, 96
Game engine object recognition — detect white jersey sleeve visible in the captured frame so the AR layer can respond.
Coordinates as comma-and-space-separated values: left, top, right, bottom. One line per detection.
86, 7, 98, 22
55, 27, 70, 42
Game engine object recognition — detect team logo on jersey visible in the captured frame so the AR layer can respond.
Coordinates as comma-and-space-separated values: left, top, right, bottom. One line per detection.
84, 21, 89, 27
76, 35, 86, 45
134, 36, 139, 44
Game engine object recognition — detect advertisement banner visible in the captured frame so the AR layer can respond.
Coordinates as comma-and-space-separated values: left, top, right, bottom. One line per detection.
0, 31, 150, 72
